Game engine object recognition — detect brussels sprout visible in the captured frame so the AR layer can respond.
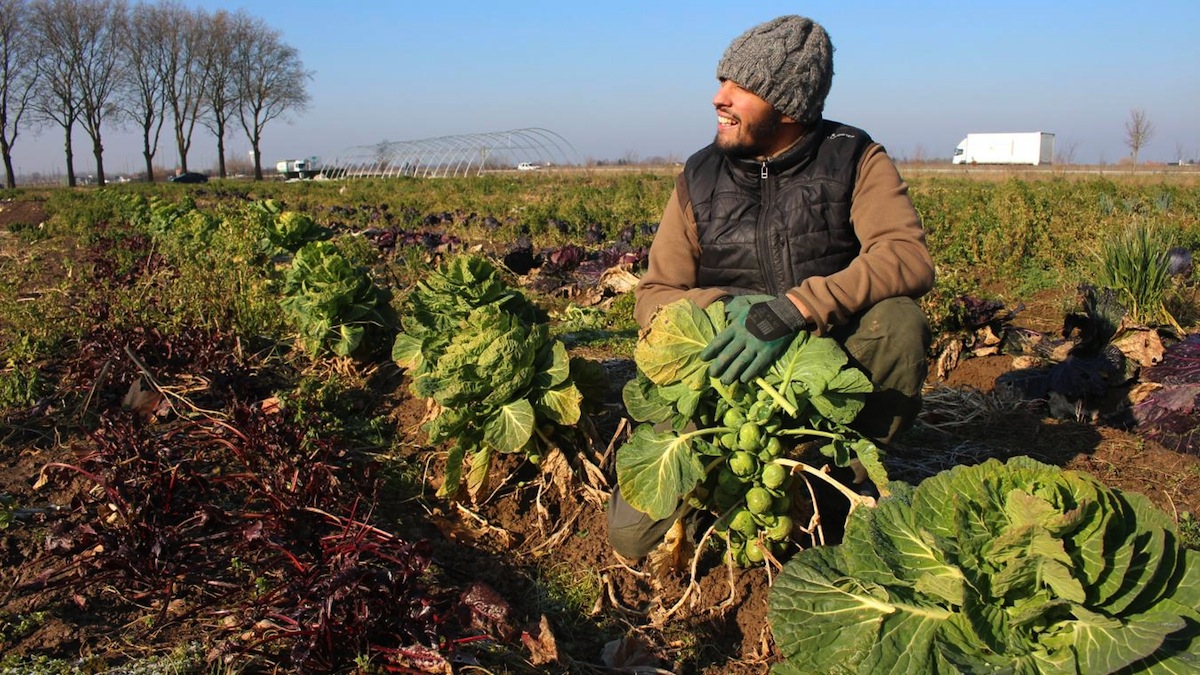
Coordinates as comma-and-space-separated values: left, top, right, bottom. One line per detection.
746, 486, 774, 514
729, 507, 758, 538
729, 451, 759, 479
720, 432, 739, 451
722, 407, 746, 429
726, 544, 748, 567
761, 462, 788, 490
766, 514, 793, 542
738, 422, 764, 452
747, 401, 774, 424
745, 540, 766, 563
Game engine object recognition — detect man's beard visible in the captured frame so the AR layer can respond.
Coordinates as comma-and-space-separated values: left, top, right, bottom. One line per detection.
714, 110, 784, 159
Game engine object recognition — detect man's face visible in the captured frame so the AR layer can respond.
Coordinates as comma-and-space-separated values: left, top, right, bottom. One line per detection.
712, 79, 787, 159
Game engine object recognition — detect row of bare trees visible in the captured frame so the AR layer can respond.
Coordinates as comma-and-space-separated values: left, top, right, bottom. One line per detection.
0, 0, 310, 187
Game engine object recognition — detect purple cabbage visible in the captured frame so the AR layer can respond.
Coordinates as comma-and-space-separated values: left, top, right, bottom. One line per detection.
1131, 334, 1200, 455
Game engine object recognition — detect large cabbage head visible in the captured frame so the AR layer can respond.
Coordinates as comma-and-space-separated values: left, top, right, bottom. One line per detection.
768, 456, 1200, 674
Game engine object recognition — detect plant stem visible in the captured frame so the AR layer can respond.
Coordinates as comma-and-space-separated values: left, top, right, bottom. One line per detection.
680, 426, 733, 443
776, 458, 874, 510
752, 377, 797, 417
777, 428, 841, 442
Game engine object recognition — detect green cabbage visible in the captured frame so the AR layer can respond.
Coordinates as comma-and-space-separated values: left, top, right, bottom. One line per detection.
393, 254, 594, 498
280, 241, 392, 357
768, 456, 1200, 674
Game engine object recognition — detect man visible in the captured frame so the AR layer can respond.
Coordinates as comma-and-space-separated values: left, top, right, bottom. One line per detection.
607, 15, 935, 560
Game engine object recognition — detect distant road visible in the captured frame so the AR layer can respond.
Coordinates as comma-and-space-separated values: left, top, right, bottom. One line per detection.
903, 164, 1200, 178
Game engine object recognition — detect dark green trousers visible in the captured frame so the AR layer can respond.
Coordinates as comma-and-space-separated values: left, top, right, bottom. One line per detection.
606, 296, 931, 559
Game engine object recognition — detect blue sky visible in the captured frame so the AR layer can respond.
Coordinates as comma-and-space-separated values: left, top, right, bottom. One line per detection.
13, 0, 1200, 176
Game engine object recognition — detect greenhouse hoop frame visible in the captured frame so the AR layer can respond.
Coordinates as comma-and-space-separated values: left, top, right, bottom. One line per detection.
321, 128, 580, 179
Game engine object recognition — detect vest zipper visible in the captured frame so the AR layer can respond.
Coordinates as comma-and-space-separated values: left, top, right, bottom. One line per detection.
757, 160, 780, 294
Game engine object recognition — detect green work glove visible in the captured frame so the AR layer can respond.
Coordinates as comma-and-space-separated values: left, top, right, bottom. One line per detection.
724, 294, 773, 323
701, 295, 808, 384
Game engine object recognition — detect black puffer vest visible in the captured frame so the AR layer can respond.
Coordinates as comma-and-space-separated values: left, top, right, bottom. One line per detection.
685, 119, 872, 295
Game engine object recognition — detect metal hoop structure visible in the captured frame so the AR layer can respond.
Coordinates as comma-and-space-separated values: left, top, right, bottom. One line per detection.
320, 128, 580, 178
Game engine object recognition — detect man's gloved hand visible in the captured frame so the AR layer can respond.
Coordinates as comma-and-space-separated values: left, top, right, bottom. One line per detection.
701, 295, 809, 384
724, 294, 773, 323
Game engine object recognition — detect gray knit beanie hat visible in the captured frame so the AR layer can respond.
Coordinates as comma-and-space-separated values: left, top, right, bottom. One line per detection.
716, 15, 834, 126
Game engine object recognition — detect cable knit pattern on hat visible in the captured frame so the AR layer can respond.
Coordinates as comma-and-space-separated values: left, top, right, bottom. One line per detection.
716, 15, 834, 126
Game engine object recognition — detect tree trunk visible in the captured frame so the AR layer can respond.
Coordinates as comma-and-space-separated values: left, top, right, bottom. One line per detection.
64, 126, 76, 188
92, 138, 106, 187
141, 130, 156, 182
1, 137, 15, 188
176, 125, 189, 173
215, 126, 226, 178
143, 149, 155, 182
251, 139, 262, 180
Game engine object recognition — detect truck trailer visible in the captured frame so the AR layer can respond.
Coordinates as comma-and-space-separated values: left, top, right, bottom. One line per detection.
952, 132, 1055, 165
275, 158, 323, 180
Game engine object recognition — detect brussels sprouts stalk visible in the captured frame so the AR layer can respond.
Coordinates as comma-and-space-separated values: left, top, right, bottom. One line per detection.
776, 457, 875, 510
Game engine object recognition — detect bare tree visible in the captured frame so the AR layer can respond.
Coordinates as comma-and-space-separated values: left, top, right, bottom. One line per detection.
1054, 139, 1079, 165
29, 0, 82, 187
154, 2, 209, 173
198, 9, 245, 179
36, 0, 125, 187
0, 0, 39, 188
77, 0, 125, 186
233, 17, 310, 180
1124, 108, 1154, 165
119, 1, 168, 181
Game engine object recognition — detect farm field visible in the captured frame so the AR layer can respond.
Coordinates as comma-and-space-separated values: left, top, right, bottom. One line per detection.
1, 169, 1199, 674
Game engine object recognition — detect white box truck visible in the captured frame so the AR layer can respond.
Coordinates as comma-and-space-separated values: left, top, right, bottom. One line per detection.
275, 158, 322, 179
952, 132, 1055, 165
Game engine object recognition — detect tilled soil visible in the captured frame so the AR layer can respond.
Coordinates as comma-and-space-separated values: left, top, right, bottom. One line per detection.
1, 197, 1198, 673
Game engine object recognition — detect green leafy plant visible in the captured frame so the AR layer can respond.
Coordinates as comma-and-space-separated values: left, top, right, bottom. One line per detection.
1095, 222, 1182, 330
768, 456, 1200, 674
250, 199, 332, 255
1180, 511, 1200, 551
5, 220, 49, 243
415, 303, 583, 497
0, 610, 48, 648
616, 298, 883, 566
0, 361, 47, 409
280, 240, 393, 357
122, 193, 221, 250
393, 254, 601, 499
392, 254, 543, 376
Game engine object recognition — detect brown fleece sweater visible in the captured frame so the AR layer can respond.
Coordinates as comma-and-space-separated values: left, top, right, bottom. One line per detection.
633, 143, 935, 333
